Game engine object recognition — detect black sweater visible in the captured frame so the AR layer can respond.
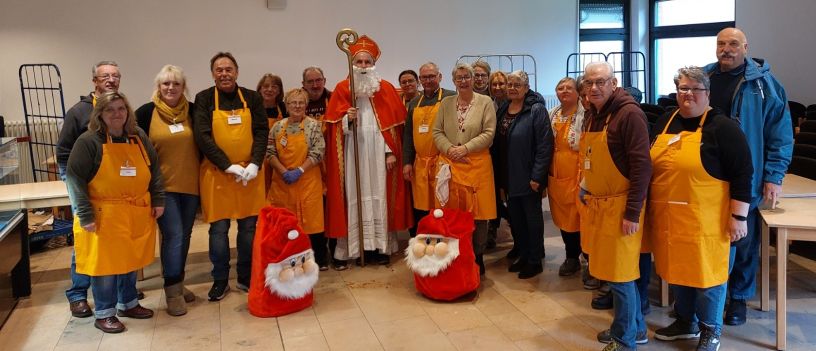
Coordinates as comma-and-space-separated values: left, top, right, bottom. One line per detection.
650, 108, 753, 203
192, 86, 268, 170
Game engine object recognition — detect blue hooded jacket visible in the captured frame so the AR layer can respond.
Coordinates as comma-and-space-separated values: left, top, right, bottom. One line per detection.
704, 57, 793, 206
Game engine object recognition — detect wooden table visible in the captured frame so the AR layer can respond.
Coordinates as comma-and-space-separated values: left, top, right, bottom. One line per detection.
759, 174, 816, 350
0, 181, 70, 210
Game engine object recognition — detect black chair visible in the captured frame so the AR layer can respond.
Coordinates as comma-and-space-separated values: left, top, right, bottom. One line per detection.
795, 132, 816, 146
800, 120, 816, 133
640, 103, 665, 115
788, 156, 816, 180
789, 101, 806, 119
645, 111, 661, 125
807, 104, 816, 120
793, 144, 816, 159
657, 97, 677, 108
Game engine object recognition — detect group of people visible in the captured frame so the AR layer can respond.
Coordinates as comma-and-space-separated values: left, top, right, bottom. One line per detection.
53, 27, 793, 351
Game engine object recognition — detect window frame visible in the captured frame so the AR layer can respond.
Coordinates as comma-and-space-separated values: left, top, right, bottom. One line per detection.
579, 0, 632, 85
648, 0, 736, 102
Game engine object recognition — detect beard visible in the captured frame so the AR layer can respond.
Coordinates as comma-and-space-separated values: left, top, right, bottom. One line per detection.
352, 66, 382, 97
404, 235, 461, 277
264, 249, 319, 299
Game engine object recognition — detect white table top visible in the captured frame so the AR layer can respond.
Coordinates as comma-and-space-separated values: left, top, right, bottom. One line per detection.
0, 181, 69, 210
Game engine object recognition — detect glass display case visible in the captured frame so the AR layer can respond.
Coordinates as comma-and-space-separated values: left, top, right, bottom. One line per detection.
0, 137, 27, 328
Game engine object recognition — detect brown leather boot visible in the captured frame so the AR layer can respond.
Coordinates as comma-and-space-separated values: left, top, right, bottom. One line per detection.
117, 304, 154, 319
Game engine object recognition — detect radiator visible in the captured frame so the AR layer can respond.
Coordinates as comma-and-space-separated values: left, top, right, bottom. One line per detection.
2, 119, 63, 184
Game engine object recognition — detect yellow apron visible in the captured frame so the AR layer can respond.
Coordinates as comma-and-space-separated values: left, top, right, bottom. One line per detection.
200, 89, 266, 223
548, 113, 581, 232
577, 115, 644, 282
411, 90, 443, 211
267, 105, 283, 129
266, 119, 324, 234
74, 135, 156, 276
436, 150, 497, 220
647, 109, 729, 288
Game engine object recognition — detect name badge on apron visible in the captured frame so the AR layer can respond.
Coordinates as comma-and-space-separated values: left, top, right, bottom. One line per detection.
668, 134, 681, 146
227, 115, 242, 125
169, 123, 185, 134
280, 136, 288, 147
120, 166, 137, 177
418, 124, 429, 134
583, 158, 591, 170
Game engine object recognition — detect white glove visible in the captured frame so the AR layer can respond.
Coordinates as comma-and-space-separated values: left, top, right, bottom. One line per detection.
242, 163, 259, 186
225, 164, 245, 183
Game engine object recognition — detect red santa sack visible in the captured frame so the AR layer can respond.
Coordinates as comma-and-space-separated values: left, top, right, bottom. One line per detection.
249, 206, 319, 317
406, 209, 480, 301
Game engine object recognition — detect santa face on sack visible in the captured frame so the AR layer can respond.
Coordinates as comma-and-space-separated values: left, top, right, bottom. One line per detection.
405, 234, 460, 277
264, 232, 319, 299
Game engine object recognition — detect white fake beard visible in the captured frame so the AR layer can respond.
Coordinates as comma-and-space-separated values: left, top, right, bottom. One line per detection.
352, 66, 382, 97
404, 234, 460, 277
264, 249, 319, 299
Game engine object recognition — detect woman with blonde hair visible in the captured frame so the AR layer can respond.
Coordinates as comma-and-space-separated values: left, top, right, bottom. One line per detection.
135, 65, 199, 316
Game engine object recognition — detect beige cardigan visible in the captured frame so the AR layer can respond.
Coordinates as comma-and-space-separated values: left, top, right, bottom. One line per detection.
432, 93, 496, 154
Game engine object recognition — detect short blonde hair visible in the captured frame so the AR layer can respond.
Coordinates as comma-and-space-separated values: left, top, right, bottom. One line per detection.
452, 62, 474, 79
88, 92, 137, 136
283, 88, 309, 105
153, 64, 188, 97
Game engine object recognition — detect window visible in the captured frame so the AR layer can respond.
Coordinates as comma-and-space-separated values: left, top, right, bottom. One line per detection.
579, 0, 629, 56
650, 0, 736, 100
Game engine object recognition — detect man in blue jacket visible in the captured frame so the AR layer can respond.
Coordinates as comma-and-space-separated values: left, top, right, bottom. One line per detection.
703, 27, 793, 326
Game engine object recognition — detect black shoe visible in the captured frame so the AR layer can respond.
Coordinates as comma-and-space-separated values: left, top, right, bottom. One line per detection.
508, 259, 525, 273
375, 253, 390, 265
505, 248, 520, 260
697, 325, 721, 351
236, 280, 250, 293
208, 280, 230, 301
654, 319, 701, 341
724, 299, 747, 326
475, 255, 485, 275
591, 290, 613, 310
597, 328, 648, 344
518, 263, 543, 279
333, 259, 348, 271
558, 258, 581, 276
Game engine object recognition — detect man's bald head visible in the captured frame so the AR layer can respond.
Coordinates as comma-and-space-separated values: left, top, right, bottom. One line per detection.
716, 27, 748, 72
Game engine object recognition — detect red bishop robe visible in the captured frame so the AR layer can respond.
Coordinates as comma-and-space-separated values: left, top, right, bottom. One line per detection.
323, 78, 413, 238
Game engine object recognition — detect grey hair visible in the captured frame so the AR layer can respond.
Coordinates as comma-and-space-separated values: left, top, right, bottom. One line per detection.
472, 60, 491, 74
507, 70, 529, 86
584, 61, 615, 79
419, 62, 439, 73
674, 66, 710, 91
452, 62, 474, 78
302, 66, 325, 81
92, 60, 119, 77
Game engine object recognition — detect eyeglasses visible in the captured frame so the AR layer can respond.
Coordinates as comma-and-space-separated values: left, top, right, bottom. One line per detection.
304, 78, 325, 85
454, 75, 472, 82
583, 77, 612, 88
474, 73, 488, 79
287, 101, 307, 106
506, 83, 526, 89
96, 74, 121, 81
419, 75, 438, 81
677, 87, 708, 94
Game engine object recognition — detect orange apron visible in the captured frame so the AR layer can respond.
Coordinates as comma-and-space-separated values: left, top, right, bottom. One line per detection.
411, 90, 443, 211
264, 106, 284, 194
436, 150, 497, 220
647, 109, 729, 288
577, 115, 644, 282
200, 89, 266, 223
267, 105, 283, 129
74, 135, 156, 276
267, 119, 324, 234
548, 112, 581, 232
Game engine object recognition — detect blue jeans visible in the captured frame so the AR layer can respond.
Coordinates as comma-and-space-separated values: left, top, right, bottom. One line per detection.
672, 283, 727, 336
727, 207, 760, 300
636, 253, 652, 313
157, 192, 199, 286
91, 271, 139, 319
209, 216, 257, 284
60, 164, 92, 303
507, 193, 544, 264
609, 281, 646, 349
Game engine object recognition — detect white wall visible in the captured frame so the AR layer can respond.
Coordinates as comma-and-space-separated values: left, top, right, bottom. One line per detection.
0, 0, 578, 121
737, 0, 816, 105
